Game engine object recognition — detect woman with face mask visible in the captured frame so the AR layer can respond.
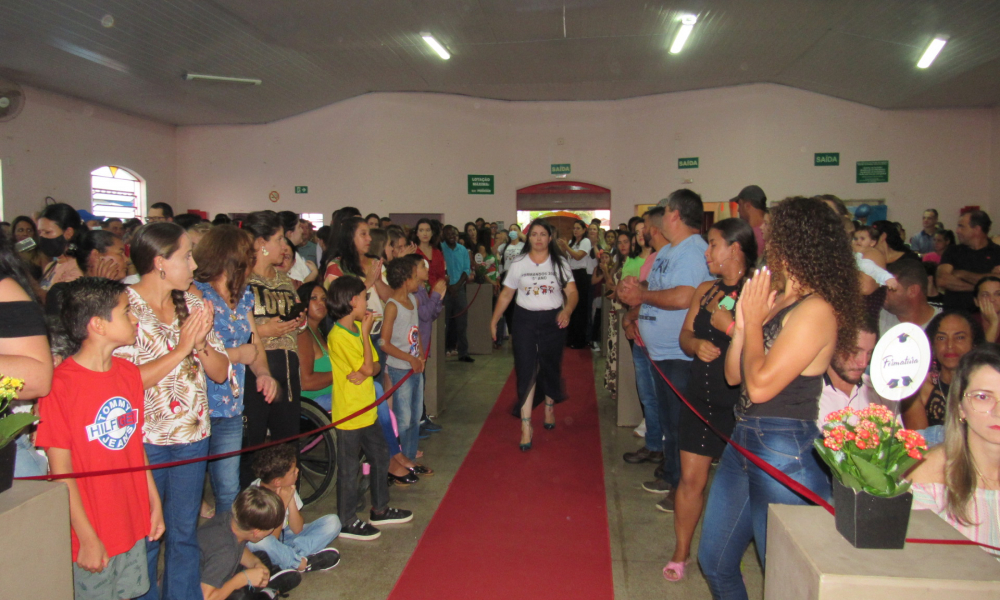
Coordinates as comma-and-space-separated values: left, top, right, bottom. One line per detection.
36, 203, 84, 291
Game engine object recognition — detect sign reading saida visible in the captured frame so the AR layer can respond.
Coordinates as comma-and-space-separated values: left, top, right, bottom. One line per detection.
551, 164, 571, 175
856, 160, 889, 184
678, 157, 699, 169
468, 174, 494, 195
814, 153, 840, 166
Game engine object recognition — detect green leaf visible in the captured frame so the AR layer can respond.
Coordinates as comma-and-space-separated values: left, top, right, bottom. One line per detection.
836, 469, 865, 492
850, 454, 893, 495
0, 413, 38, 449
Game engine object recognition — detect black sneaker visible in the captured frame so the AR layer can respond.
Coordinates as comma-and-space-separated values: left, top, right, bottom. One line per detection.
259, 569, 301, 598
251, 550, 277, 575
370, 507, 413, 525
339, 518, 381, 541
305, 548, 341, 571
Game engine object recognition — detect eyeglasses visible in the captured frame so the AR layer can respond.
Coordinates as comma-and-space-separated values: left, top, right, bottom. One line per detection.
962, 391, 1000, 414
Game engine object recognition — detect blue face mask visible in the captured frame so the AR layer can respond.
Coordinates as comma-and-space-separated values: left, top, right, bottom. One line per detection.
509, 230, 518, 241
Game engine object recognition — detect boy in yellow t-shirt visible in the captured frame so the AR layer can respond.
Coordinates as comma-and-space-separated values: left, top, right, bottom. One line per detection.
326, 277, 413, 541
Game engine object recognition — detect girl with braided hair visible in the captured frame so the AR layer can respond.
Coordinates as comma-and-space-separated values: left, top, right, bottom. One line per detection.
114, 222, 229, 600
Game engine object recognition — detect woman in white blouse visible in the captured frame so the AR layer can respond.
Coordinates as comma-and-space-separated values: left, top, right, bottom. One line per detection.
558, 219, 591, 349
115, 222, 230, 600
491, 219, 579, 451
909, 344, 1000, 560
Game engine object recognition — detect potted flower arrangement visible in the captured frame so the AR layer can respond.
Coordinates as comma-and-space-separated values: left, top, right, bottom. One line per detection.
0, 375, 33, 493
814, 405, 927, 549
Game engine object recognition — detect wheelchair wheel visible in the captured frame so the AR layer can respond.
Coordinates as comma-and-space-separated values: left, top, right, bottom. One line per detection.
297, 400, 336, 506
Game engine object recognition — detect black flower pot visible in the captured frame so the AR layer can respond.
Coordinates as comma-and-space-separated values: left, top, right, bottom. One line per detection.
0, 441, 16, 494
832, 478, 913, 549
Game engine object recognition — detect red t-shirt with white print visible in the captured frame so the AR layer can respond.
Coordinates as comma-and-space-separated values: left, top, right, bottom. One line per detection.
36, 357, 150, 561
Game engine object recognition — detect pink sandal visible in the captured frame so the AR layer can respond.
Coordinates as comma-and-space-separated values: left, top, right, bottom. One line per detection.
663, 560, 689, 582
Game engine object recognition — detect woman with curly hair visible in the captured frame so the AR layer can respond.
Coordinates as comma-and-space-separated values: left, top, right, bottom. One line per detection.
697, 196, 862, 599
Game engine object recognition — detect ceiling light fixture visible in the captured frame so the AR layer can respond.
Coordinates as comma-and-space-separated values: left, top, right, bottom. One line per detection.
420, 33, 451, 60
916, 35, 948, 69
183, 72, 262, 85
669, 15, 698, 55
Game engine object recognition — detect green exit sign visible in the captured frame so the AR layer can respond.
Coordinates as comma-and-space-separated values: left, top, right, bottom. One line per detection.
467, 175, 494, 195
294, 186, 308, 194
678, 157, 699, 169
551, 163, 571, 175
814, 152, 840, 166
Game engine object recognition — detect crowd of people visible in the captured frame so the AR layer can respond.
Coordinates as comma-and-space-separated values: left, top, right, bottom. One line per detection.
1, 190, 998, 600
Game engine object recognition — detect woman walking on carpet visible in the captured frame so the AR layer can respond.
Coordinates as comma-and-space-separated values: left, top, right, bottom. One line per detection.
490, 219, 579, 451
664, 218, 755, 582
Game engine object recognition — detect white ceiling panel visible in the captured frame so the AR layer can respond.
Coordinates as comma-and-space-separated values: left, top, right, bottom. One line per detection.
0, 0, 997, 125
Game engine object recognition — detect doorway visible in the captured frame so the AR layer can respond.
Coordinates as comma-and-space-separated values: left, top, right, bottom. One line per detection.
515, 181, 611, 239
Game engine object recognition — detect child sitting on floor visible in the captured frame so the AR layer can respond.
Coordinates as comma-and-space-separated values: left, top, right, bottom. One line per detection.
198, 486, 301, 600
35, 277, 164, 600
327, 276, 413, 541
246, 443, 342, 572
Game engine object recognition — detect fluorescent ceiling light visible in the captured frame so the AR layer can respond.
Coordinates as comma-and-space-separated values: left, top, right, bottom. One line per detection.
916, 36, 948, 69
669, 15, 698, 55
184, 73, 262, 85
420, 32, 451, 60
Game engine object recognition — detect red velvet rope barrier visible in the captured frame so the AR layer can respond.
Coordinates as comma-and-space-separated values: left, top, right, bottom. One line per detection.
633, 333, 1000, 553
446, 283, 483, 319
16, 344, 431, 482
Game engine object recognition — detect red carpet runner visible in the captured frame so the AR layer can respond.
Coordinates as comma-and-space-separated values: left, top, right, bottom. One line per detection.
388, 349, 614, 599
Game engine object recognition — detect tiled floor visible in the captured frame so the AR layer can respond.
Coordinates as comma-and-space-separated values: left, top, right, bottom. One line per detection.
292, 348, 764, 599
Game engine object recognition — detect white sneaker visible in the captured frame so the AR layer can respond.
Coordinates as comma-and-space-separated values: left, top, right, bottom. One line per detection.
633, 419, 646, 438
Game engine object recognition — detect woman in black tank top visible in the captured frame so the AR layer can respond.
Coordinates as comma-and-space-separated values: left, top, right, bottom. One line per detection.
698, 197, 863, 600
664, 219, 755, 583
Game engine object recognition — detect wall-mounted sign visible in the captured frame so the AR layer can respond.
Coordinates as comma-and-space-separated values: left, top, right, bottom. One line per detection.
294, 186, 309, 194
857, 161, 889, 183
468, 175, 494, 195
678, 157, 699, 169
815, 152, 840, 166
551, 164, 571, 175
268, 191, 279, 203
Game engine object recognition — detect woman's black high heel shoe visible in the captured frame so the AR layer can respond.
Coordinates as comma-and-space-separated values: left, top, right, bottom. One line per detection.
388, 471, 419, 486
520, 417, 533, 451
543, 400, 556, 430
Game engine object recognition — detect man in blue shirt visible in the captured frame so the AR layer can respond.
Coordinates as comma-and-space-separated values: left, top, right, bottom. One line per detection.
441, 225, 474, 362
619, 190, 712, 511
909, 209, 938, 255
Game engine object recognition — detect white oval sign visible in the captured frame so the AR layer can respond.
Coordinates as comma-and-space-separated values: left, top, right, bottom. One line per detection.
870, 322, 931, 401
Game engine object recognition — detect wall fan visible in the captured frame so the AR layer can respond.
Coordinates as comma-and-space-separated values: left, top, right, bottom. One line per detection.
0, 80, 25, 122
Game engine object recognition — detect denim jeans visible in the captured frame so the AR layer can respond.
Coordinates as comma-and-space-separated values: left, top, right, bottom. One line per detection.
13, 434, 47, 477
248, 515, 342, 569
376, 401, 402, 457
208, 415, 243, 514
632, 344, 662, 453
140, 438, 210, 600
698, 416, 831, 600
652, 359, 690, 487
387, 366, 424, 461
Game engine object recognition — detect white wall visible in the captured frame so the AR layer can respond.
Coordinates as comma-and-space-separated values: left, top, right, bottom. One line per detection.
0, 85, 176, 221
176, 84, 997, 236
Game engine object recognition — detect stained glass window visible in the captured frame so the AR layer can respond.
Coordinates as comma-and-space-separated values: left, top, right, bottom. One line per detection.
91, 166, 143, 220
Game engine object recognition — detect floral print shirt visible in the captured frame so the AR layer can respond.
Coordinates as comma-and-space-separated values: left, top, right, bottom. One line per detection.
195, 282, 253, 419
114, 287, 227, 445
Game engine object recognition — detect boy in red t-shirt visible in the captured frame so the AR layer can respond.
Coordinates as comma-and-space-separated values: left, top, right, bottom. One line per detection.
36, 277, 164, 600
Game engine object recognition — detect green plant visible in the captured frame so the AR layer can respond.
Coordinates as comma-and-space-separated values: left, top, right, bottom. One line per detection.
0, 375, 35, 450
814, 404, 927, 497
